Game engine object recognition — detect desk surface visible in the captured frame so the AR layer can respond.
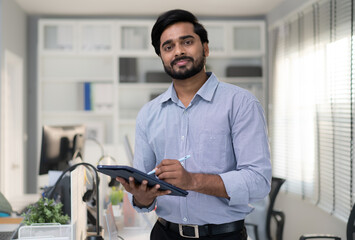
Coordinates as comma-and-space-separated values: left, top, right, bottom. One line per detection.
119, 227, 151, 240
0, 217, 23, 224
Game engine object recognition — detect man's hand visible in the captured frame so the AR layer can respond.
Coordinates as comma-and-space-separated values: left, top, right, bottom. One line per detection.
155, 159, 195, 190
116, 176, 171, 208
155, 159, 230, 199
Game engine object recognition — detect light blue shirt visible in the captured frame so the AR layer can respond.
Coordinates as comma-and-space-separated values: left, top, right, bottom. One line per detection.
131, 72, 271, 225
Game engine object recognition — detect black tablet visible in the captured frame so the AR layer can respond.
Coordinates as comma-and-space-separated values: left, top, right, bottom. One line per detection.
96, 165, 188, 197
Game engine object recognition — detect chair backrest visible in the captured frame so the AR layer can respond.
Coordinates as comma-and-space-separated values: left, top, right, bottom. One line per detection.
266, 177, 286, 240
347, 203, 355, 240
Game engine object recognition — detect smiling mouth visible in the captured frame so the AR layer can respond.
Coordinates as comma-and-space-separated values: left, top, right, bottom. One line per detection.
175, 59, 190, 66
171, 57, 193, 67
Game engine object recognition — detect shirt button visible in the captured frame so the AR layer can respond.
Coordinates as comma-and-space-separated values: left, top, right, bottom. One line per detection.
183, 217, 187, 222
181, 136, 184, 140
181, 162, 184, 166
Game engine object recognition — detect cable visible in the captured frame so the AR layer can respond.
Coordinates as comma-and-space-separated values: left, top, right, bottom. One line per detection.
45, 162, 102, 239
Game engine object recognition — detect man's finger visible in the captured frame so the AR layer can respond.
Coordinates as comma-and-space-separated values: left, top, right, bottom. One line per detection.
128, 177, 137, 189
156, 190, 171, 196
116, 177, 126, 184
140, 180, 149, 191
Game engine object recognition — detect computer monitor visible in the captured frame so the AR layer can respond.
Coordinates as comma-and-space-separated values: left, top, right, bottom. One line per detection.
39, 124, 86, 175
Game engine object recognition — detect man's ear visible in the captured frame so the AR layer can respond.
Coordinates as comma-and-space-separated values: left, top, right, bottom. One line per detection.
203, 42, 209, 57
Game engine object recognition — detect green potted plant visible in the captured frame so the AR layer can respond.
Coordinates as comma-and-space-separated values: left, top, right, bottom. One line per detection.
18, 197, 71, 239
110, 186, 124, 218
22, 197, 69, 225
109, 186, 124, 206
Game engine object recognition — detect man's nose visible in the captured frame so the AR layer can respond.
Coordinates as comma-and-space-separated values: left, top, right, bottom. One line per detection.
174, 44, 185, 57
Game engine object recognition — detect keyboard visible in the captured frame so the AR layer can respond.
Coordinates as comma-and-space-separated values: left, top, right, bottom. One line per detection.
0, 231, 15, 240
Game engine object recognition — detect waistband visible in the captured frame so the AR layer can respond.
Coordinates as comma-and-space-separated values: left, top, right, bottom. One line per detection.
157, 217, 245, 238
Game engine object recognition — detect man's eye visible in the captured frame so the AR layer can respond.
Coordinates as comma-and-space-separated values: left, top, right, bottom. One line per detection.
184, 40, 192, 45
164, 45, 172, 51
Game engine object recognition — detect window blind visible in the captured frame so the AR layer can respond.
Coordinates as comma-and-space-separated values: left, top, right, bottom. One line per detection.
270, 0, 354, 221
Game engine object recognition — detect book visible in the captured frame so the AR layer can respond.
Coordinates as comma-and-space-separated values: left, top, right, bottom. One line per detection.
84, 82, 92, 111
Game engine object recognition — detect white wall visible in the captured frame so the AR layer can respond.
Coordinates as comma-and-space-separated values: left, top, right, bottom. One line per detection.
0, 0, 27, 192
0, 0, 2, 194
1, 0, 27, 62
275, 192, 346, 239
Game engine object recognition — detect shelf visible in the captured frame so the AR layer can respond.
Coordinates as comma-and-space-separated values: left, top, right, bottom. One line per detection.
42, 78, 114, 83
228, 52, 265, 58
119, 82, 170, 89
40, 51, 115, 56
41, 55, 114, 80
119, 119, 136, 125
220, 77, 263, 84
42, 111, 114, 117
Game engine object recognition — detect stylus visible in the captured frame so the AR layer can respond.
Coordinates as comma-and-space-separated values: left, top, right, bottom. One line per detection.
147, 155, 191, 175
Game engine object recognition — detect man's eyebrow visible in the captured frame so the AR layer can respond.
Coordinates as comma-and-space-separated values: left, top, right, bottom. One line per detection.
161, 35, 195, 48
180, 35, 195, 40
161, 39, 172, 48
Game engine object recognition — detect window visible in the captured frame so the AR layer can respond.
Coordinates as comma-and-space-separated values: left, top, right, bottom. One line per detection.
270, 0, 354, 221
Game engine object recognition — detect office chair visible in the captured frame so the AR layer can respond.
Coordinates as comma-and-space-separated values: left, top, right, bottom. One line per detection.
299, 203, 355, 240
246, 177, 286, 240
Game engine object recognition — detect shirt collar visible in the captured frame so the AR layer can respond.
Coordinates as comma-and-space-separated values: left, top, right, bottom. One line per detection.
159, 72, 219, 104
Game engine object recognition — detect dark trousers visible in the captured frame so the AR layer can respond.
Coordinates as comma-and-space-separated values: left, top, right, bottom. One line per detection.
150, 220, 248, 240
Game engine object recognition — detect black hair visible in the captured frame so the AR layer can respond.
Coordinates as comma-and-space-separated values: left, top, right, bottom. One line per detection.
151, 9, 209, 56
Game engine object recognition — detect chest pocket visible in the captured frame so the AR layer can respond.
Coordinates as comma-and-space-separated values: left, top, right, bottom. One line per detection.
198, 132, 228, 173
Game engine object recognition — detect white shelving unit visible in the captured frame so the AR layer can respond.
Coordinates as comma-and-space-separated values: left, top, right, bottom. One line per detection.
37, 18, 266, 162
38, 20, 118, 148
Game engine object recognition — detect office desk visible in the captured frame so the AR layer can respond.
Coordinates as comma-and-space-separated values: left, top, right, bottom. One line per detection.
118, 227, 151, 239
110, 212, 155, 240
0, 217, 23, 240
0, 217, 23, 224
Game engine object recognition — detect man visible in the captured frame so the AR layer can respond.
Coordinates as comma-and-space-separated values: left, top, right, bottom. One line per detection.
116, 9, 272, 240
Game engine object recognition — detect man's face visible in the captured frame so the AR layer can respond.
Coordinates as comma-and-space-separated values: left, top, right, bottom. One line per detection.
159, 22, 209, 80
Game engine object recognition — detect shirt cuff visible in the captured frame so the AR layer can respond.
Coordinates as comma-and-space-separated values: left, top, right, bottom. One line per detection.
219, 171, 249, 206
128, 193, 156, 213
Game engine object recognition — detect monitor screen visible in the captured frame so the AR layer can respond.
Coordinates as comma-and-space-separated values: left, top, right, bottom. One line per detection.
39, 124, 86, 175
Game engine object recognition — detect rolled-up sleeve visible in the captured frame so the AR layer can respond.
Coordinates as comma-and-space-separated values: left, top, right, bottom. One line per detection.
220, 100, 272, 206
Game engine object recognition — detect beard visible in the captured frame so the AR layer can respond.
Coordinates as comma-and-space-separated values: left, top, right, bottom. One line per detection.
163, 50, 206, 80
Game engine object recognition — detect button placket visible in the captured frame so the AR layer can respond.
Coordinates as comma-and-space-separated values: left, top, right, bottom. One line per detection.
180, 108, 189, 224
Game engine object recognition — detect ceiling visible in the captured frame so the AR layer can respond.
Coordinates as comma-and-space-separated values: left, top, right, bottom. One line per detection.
15, 0, 285, 17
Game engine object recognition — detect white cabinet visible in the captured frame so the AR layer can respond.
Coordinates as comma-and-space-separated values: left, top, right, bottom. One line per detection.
79, 22, 114, 52
204, 21, 266, 105
205, 21, 265, 56
40, 21, 75, 52
231, 22, 265, 55
37, 19, 266, 158
40, 20, 115, 53
118, 22, 153, 55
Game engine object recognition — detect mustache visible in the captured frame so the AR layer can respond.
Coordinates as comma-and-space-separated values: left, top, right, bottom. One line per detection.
171, 56, 194, 67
